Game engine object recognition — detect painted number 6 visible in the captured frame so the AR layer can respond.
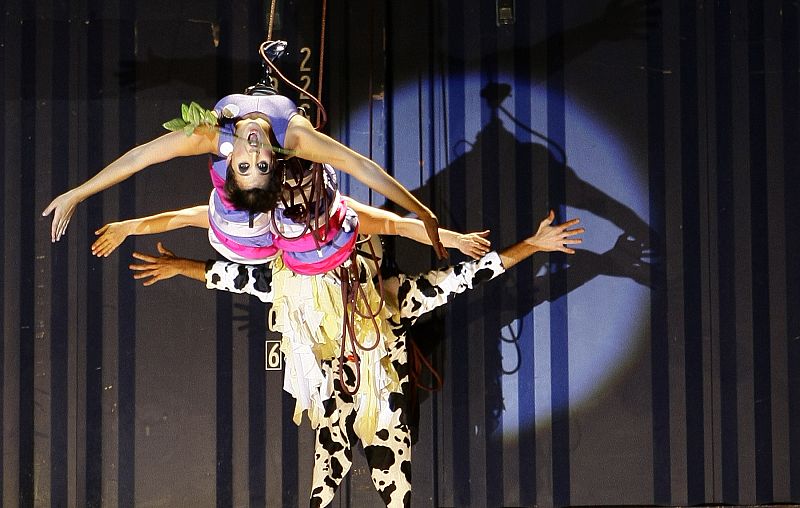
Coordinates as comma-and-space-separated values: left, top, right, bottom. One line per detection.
265, 340, 282, 371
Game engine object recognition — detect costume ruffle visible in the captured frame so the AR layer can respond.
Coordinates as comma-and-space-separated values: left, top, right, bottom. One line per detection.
268, 256, 400, 444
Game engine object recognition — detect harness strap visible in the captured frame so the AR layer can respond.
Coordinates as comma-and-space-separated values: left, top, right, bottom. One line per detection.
336, 239, 387, 397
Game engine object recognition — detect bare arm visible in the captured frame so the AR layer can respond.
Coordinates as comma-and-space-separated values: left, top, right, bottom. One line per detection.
498, 210, 583, 269
43, 128, 217, 242
345, 197, 490, 259
285, 116, 446, 259
128, 242, 274, 303
393, 211, 584, 324
129, 242, 207, 286
91, 205, 209, 257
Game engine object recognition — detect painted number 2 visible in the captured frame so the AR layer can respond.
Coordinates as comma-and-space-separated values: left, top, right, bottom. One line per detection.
299, 46, 312, 72
265, 340, 282, 371
299, 47, 313, 113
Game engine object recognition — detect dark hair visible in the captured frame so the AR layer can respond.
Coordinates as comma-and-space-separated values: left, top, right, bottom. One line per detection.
223, 162, 283, 213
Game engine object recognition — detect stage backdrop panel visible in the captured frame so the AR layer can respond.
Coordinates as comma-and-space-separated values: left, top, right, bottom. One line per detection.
2, 0, 798, 506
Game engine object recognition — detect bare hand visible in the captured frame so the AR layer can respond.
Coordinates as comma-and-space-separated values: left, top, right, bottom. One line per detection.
528, 210, 584, 254
42, 189, 82, 243
129, 242, 185, 286
421, 213, 448, 260
455, 230, 492, 259
92, 222, 133, 257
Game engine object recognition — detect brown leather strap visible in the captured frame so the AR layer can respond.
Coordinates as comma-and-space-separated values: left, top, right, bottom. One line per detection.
270, 161, 331, 254
336, 245, 387, 397
409, 340, 443, 393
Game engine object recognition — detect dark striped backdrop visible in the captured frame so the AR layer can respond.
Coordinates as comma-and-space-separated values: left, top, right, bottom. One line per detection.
2, 0, 799, 506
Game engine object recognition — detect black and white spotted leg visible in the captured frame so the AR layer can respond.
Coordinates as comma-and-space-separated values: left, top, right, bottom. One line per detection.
362, 335, 412, 508
309, 363, 358, 508
364, 421, 412, 507
309, 338, 412, 507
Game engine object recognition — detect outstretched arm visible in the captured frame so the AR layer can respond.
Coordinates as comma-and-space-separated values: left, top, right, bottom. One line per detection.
43, 128, 217, 242
285, 116, 446, 259
129, 242, 207, 286
388, 252, 507, 323
390, 211, 583, 323
91, 205, 210, 257
128, 212, 582, 311
344, 197, 490, 259
128, 242, 274, 303
498, 210, 583, 269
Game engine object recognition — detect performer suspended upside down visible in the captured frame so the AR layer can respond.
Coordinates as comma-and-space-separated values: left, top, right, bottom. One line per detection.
42, 91, 444, 259
42, 41, 453, 441
42, 41, 446, 265
127, 211, 583, 508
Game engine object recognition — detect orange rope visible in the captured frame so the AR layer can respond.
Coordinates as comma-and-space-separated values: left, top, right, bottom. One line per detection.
266, 0, 277, 41
410, 340, 443, 392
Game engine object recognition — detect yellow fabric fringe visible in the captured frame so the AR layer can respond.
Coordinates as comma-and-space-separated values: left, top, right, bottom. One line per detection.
269, 256, 400, 444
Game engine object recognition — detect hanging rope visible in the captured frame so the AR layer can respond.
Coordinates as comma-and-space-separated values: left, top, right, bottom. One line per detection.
366, 0, 375, 206
266, 0, 278, 41
409, 340, 443, 393
259, 42, 328, 130
257, 1, 390, 398
316, 0, 327, 127
261, 0, 327, 129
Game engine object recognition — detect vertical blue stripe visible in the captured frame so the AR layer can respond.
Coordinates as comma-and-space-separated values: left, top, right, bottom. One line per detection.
784, 0, 800, 500
430, 4, 442, 505
281, 391, 298, 506
118, 8, 137, 506
384, 0, 394, 182
513, 1, 536, 503
417, 71, 425, 198
215, 2, 233, 506
426, 0, 437, 242
679, 1, 705, 503
647, 0, 671, 502
747, 1, 773, 500
478, 2, 503, 506
85, 3, 105, 505
446, 1, 470, 504
546, 1, 570, 505
341, 2, 352, 197
248, 300, 266, 506
714, 1, 739, 502
50, 11, 70, 506
0, 0, 5, 498
216, 292, 233, 508
19, 11, 36, 508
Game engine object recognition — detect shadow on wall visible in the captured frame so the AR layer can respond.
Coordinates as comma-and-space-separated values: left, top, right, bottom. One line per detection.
397, 80, 661, 442
390, 2, 663, 459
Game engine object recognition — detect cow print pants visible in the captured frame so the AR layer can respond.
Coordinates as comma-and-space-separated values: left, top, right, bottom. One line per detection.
309, 335, 412, 508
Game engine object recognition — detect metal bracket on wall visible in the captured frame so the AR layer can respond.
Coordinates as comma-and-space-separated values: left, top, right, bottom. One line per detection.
496, 0, 515, 25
